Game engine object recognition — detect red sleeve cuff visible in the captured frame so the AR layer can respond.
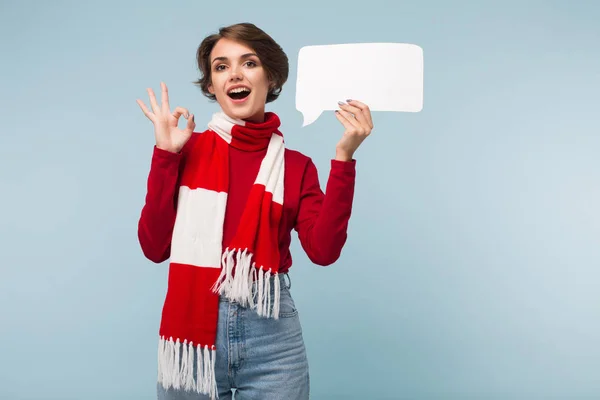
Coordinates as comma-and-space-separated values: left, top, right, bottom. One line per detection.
331, 159, 356, 174
152, 145, 182, 167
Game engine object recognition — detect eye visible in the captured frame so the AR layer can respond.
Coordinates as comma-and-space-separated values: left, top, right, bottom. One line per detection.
215, 64, 226, 71
245, 60, 257, 67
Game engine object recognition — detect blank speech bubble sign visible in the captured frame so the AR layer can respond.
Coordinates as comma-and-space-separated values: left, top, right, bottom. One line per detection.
295, 43, 424, 126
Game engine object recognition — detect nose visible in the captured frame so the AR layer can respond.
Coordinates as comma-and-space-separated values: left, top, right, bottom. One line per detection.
228, 65, 243, 81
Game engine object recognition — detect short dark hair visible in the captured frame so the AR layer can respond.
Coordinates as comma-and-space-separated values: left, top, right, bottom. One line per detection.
194, 23, 289, 103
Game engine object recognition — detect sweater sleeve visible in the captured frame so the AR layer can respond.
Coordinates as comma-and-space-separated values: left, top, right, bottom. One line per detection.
137, 146, 183, 263
294, 158, 356, 266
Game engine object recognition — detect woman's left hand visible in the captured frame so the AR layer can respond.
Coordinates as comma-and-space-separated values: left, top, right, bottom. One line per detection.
334, 100, 373, 161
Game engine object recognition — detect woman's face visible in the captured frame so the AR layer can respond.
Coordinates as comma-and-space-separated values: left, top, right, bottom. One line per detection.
208, 38, 272, 123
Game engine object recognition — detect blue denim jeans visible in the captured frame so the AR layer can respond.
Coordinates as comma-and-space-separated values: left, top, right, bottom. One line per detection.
157, 273, 310, 399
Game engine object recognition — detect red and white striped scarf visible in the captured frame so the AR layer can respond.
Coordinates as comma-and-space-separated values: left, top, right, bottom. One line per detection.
157, 111, 285, 398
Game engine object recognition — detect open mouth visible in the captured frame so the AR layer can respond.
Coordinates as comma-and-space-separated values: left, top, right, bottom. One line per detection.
227, 87, 251, 100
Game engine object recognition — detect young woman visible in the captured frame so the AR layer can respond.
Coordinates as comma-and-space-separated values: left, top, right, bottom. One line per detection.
136, 22, 373, 400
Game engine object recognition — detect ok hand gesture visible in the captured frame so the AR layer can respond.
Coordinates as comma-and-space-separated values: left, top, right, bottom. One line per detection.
137, 82, 195, 153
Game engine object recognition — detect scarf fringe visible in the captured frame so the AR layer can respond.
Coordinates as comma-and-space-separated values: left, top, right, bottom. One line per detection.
158, 336, 218, 399
211, 248, 280, 319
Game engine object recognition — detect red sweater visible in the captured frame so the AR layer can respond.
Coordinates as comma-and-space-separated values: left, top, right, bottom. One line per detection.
137, 132, 356, 273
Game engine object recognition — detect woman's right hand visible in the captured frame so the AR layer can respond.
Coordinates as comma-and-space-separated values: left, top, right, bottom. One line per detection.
137, 82, 196, 153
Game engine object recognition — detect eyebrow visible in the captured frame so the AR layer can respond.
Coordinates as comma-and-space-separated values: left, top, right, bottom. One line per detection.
211, 53, 258, 65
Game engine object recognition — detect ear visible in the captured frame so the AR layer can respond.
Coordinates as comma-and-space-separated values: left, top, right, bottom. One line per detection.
208, 82, 215, 95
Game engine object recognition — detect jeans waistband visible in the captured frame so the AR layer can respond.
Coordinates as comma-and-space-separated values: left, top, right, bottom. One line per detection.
219, 272, 291, 303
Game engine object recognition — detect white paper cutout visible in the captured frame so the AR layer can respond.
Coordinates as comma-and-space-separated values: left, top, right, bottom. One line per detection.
295, 43, 424, 126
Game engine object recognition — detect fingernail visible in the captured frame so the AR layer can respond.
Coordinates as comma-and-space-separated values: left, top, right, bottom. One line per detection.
338, 101, 346, 105
346, 99, 352, 102
335, 110, 340, 113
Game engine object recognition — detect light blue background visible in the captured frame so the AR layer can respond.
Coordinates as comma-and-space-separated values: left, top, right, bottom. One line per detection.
1, 1, 599, 399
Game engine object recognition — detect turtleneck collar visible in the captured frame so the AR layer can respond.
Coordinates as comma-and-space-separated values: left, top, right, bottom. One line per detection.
207, 111, 282, 152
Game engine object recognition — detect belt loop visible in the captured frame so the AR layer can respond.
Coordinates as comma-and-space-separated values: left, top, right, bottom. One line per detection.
284, 273, 291, 289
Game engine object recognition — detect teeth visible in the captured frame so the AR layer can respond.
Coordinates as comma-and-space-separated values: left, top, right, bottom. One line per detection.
228, 87, 250, 94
